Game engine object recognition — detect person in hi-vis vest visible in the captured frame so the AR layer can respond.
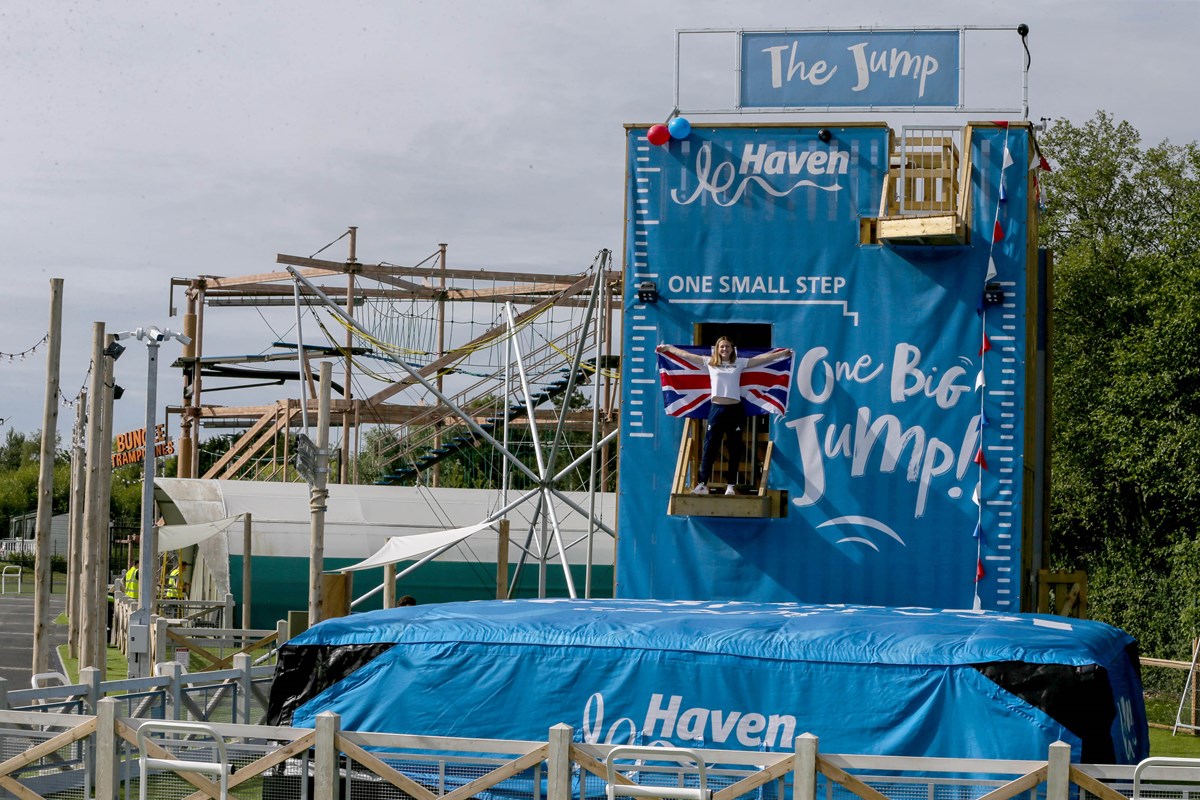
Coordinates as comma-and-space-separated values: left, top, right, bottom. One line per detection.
166, 560, 189, 599
123, 559, 139, 600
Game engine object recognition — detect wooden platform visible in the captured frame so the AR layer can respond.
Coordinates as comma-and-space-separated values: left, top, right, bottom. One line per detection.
874, 213, 967, 245
668, 489, 788, 519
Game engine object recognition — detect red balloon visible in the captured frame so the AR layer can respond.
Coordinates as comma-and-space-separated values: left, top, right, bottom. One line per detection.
647, 124, 670, 146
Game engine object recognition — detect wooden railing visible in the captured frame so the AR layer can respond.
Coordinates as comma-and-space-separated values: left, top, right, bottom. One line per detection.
3, 708, 1198, 800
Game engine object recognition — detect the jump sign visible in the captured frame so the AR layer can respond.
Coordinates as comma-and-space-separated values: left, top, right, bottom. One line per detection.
739, 29, 961, 109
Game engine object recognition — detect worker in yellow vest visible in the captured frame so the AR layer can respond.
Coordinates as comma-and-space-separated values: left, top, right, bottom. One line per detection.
166, 560, 189, 600
123, 560, 139, 600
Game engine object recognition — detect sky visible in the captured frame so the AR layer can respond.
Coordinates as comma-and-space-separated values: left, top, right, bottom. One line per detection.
1, 0, 1197, 443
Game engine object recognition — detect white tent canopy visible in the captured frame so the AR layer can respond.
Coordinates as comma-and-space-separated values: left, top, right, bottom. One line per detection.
335, 522, 493, 572
158, 516, 242, 552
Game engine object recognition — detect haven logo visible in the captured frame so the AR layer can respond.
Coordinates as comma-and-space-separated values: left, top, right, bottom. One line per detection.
671, 141, 848, 207
582, 691, 799, 749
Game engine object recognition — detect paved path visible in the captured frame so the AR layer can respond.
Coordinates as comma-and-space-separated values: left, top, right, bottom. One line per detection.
0, 588, 70, 691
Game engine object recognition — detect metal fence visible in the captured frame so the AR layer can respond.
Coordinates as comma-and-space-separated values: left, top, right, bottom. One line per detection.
0, 654, 274, 725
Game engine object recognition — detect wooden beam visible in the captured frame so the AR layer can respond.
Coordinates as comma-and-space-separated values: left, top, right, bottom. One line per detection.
204, 266, 342, 289
278, 252, 619, 287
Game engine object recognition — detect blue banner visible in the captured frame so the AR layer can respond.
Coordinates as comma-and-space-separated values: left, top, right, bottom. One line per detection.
740, 30, 960, 108
619, 124, 1035, 611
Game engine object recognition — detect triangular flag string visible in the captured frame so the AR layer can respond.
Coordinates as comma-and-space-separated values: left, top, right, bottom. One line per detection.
972, 125, 1014, 607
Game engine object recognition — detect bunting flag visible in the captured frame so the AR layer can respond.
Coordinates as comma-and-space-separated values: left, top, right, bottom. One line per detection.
658, 347, 794, 418
1039, 155, 1051, 171
970, 127, 1021, 602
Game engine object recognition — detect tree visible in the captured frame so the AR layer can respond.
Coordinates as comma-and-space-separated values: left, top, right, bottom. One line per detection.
1041, 111, 1200, 656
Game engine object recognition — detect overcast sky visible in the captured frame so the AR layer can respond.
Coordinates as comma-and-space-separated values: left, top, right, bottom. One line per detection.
1, 1, 1196, 441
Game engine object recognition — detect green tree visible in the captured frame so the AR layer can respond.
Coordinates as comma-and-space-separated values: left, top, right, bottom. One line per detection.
1041, 111, 1200, 657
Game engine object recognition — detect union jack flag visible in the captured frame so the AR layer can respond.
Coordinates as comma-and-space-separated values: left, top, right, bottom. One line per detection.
657, 347, 794, 419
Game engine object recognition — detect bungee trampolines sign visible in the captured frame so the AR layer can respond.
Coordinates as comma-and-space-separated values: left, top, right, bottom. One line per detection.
739, 29, 961, 109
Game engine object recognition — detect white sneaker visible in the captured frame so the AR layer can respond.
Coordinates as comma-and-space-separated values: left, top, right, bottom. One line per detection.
725, 484, 737, 496
691, 483, 709, 495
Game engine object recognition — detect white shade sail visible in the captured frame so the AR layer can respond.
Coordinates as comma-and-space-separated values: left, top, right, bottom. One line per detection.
335, 522, 493, 572
158, 516, 242, 551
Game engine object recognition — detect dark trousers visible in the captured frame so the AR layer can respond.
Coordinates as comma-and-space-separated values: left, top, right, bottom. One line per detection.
699, 402, 745, 484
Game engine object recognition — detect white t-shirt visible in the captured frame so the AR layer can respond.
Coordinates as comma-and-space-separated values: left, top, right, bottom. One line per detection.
708, 358, 746, 402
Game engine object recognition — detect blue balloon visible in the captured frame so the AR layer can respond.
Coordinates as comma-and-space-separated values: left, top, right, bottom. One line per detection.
668, 117, 691, 139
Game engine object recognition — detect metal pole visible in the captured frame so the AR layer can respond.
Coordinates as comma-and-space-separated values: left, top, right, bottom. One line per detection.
32, 278, 63, 674
293, 280, 310, 433
502, 318, 512, 506
586, 287, 604, 599
505, 303, 547, 479
308, 362, 331, 625
120, 326, 189, 677
137, 340, 160, 617
241, 513, 252, 629
288, 266, 544, 486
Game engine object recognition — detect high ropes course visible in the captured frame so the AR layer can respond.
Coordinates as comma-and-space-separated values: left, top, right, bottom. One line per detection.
166, 232, 622, 497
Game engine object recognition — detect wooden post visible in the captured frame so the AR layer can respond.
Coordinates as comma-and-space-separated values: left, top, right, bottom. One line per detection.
234, 653, 253, 724
79, 322, 106, 670
190, 281, 206, 478
32, 278, 64, 675
242, 513, 253, 629
95, 697, 118, 800
315, 711, 340, 800
308, 362, 331, 625
496, 519, 510, 600
96, 337, 115, 679
1046, 741, 1070, 800
341, 226, 356, 484
433, 242, 447, 488
547, 723, 573, 800
67, 387, 87, 659
383, 563, 396, 609
794, 733, 818, 800
178, 288, 197, 478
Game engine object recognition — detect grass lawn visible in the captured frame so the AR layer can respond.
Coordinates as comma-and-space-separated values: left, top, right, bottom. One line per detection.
1150, 726, 1200, 757
56, 642, 129, 683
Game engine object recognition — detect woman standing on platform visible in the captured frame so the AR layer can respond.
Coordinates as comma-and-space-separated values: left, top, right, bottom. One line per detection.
656, 336, 783, 496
